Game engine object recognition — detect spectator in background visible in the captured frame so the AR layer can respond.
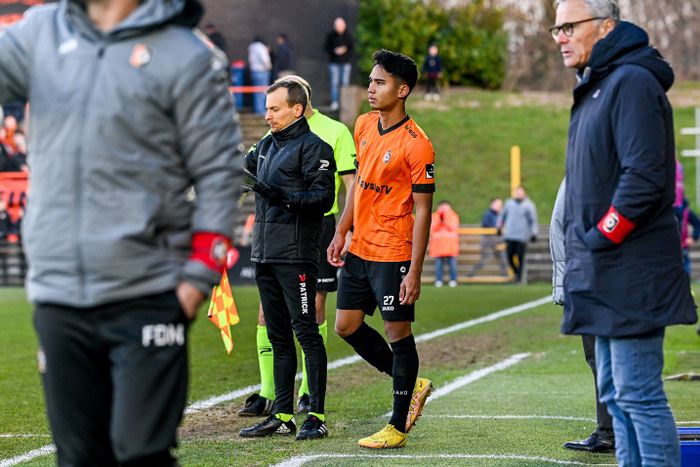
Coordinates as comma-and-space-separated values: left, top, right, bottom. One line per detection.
498, 185, 538, 282
274, 33, 294, 79
672, 160, 698, 277
674, 196, 700, 277
0, 126, 27, 172
2, 101, 24, 124
204, 23, 228, 56
0, 199, 12, 240
422, 44, 442, 101
0, 131, 11, 171
2, 115, 19, 154
10, 206, 23, 243
550, 178, 615, 454
248, 36, 272, 116
323, 17, 353, 111
429, 200, 460, 287
468, 197, 507, 277
11, 132, 27, 172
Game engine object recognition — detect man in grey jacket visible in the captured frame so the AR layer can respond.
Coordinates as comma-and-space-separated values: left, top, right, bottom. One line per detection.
498, 185, 538, 282
0, 0, 242, 464
550, 179, 614, 453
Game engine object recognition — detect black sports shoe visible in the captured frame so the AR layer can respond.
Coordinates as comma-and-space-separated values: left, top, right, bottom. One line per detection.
239, 415, 296, 438
238, 394, 274, 417
563, 431, 615, 453
296, 415, 328, 440
297, 394, 311, 414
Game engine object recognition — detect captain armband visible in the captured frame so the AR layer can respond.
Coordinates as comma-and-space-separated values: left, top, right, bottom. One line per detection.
190, 232, 232, 272
597, 206, 636, 244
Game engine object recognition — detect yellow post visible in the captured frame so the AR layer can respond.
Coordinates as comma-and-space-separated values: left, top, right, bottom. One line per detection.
510, 145, 521, 196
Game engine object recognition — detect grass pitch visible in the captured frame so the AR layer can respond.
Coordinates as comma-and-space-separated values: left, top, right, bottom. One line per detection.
1, 284, 698, 466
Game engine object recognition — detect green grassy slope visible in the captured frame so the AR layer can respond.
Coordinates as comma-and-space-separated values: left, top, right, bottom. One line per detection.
397, 88, 700, 223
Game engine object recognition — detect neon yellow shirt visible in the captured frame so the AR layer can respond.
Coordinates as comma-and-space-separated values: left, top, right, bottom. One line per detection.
306, 110, 356, 216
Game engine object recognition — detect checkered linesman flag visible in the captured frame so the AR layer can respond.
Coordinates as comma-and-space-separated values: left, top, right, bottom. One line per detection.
207, 269, 240, 354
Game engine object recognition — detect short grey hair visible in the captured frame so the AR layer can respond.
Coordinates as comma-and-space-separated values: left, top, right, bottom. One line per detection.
555, 0, 620, 22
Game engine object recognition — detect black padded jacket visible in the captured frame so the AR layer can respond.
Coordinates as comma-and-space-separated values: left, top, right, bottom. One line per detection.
244, 117, 336, 265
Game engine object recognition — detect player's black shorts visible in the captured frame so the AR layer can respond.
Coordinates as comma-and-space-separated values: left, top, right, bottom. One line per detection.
336, 252, 414, 321
317, 214, 338, 292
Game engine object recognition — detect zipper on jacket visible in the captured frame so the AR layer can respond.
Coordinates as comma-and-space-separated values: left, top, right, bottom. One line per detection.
260, 199, 267, 262
258, 148, 268, 263
75, 42, 107, 303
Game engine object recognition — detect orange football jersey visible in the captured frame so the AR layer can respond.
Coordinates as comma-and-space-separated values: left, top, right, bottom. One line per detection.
349, 111, 435, 262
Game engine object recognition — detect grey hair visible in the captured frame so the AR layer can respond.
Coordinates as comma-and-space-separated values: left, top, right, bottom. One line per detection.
554, 0, 620, 22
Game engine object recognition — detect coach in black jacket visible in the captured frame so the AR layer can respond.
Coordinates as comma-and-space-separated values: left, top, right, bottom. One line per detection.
553, 1, 696, 465
240, 79, 336, 440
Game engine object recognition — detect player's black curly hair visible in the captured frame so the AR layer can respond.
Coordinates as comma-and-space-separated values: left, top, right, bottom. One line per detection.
373, 49, 418, 94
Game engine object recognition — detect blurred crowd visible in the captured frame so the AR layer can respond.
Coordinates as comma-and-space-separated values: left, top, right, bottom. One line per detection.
206, 16, 354, 115
0, 107, 27, 244
0, 113, 28, 173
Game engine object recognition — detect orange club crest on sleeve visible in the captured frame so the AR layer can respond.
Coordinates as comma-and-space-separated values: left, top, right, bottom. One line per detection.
130, 44, 152, 69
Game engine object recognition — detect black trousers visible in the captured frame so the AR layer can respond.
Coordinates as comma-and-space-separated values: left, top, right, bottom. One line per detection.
33, 291, 188, 467
506, 240, 527, 281
256, 262, 327, 415
425, 77, 439, 95
582, 335, 613, 434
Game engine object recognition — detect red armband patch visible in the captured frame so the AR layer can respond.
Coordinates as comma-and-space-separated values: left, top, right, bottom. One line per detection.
190, 232, 232, 272
597, 206, 636, 244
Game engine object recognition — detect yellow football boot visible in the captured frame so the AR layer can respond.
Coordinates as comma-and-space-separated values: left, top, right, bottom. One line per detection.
358, 424, 407, 449
406, 377, 433, 432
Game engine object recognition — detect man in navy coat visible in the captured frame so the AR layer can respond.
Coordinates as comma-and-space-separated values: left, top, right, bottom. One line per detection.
553, 0, 697, 465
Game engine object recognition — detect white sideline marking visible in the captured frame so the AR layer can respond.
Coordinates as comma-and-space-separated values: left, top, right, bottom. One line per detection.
424, 414, 597, 422
383, 353, 531, 417
428, 415, 700, 424
414, 297, 551, 344
0, 296, 549, 466
271, 453, 617, 467
187, 296, 550, 413
0, 434, 51, 439
0, 445, 56, 467
430, 353, 531, 400
186, 383, 262, 413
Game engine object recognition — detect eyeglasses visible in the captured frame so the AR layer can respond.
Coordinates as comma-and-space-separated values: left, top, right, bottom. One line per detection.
549, 17, 606, 39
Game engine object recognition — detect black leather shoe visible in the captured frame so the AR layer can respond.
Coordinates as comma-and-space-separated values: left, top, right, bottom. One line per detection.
563, 432, 615, 453
239, 415, 296, 437
296, 415, 328, 440
238, 394, 274, 417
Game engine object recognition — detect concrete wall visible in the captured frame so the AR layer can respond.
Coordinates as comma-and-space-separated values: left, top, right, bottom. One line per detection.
200, 0, 359, 107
